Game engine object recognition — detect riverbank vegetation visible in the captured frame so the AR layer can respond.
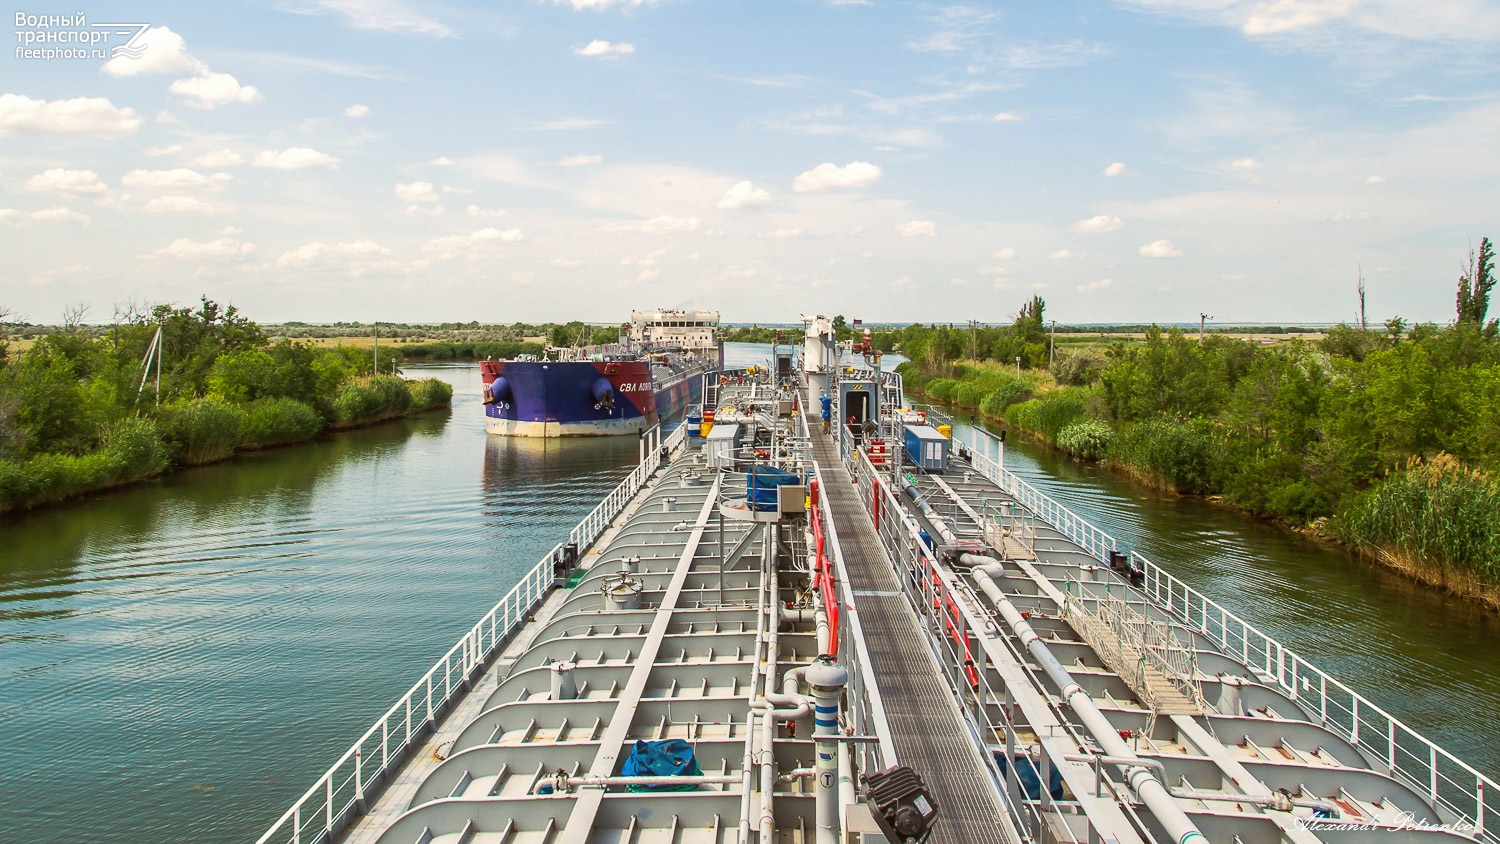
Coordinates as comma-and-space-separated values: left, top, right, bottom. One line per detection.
896, 239, 1500, 603
0, 298, 452, 514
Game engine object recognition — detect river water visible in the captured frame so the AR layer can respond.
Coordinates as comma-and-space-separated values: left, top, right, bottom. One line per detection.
0, 351, 1495, 843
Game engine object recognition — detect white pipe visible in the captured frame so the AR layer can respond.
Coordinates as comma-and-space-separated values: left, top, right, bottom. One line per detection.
561, 774, 741, 788
759, 538, 783, 843
738, 531, 770, 844
972, 563, 1208, 844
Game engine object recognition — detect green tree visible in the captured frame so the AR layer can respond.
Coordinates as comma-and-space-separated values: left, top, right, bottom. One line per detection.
1455, 237, 1497, 338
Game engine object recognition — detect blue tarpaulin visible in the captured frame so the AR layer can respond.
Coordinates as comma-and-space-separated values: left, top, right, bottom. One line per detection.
622, 739, 703, 792
746, 465, 801, 511
994, 752, 1064, 800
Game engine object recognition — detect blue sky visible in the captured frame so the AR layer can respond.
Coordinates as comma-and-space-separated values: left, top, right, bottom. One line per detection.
4, 0, 1498, 325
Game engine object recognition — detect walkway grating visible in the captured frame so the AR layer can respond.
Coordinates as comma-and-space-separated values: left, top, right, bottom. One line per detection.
807, 413, 1012, 844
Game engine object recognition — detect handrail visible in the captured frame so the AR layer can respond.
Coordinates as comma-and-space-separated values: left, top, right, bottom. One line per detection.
959, 423, 1495, 839
1140, 552, 1496, 839
257, 422, 687, 844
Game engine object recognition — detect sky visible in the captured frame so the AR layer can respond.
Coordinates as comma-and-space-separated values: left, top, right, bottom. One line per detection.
3, 0, 1499, 326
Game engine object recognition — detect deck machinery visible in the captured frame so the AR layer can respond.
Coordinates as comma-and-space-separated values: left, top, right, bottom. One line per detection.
258, 349, 1498, 844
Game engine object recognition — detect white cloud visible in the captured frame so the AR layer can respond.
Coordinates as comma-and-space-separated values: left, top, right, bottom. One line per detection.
600, 215, 702, 234
102, 26, 203, 77
1365, 174, 1385, 184
147, 144, 183, 157
792, 161, 882, 192
717, 180, 772, 209
441, 185, 472, 194
1117, 0, 1500, 40
466, 205, 508, 218
1077, 278, 1113, 292
431, 156, 455, 166
1049, 249, 1073, 259
395, 181, 438, 202
24, 169, 108, 194
977, 265, 1008, 275
156, 110, 181, 125
275, 240, 395, 273
307, 0, 453, 36
141, 195, 231, 214
897, 220, 936, 237
404, 204, 446, 217
552, 0, 658, 8
992, 247, 1017, 260
150, 236, 256, 261
29, 207, 89, 225
621, 248, 667, 267
0, 95, 142, 137
1071, 214, 1124, 233
422, 227, 526, 259
1103, 162, 1128, 177
530, 117, 614, 131
170, 72, 263, 108
758, 227, 807, 239
219, 225, 243, 236
191, 150, 244, 168
992, 111, 1026, 122
121, 168, 233, 191
551, 257, 582, 269
558, 154, 603, 167
253, 148, 341, 169
0, 206, 91, 226
574, 39, 636, 57
344, 103, 371, 118
1229, 157, 1263, 171
1139, 239, 1183, 258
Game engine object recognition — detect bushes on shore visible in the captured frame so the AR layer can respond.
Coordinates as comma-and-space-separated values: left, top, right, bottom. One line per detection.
158, 398, 246, 465
0, 298, 455, 513
0, 419, 169, 510
244, 398, 323, 448
1333, 455, 1500, 588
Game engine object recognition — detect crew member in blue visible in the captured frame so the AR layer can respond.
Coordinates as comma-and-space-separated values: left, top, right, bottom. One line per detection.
819, 393, 832, 434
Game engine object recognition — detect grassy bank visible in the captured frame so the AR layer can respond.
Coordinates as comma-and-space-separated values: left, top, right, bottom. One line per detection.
0, 376, 452, 514
0, 298, 456, 516
900, 350, 1500, 608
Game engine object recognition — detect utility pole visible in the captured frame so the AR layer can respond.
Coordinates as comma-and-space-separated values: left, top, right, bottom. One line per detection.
969, 319, 977, 361
1357, 265, 1367, 331
373, 321, 379, 374
1049, 320, 1057, 366
1199, 313, 1212, 341
1015, 355, 1021, 378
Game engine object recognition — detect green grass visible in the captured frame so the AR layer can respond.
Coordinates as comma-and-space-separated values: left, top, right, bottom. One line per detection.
1333, 454, 1500, 587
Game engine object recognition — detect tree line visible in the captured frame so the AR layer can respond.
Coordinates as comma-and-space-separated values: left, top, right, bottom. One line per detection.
0, 297, 452, 513
898, 238, 1499, 599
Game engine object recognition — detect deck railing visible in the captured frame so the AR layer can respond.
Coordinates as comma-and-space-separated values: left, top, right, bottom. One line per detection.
1141, 555, 1495, 838
257, 423, 686, 844
959, 424, 1496, 839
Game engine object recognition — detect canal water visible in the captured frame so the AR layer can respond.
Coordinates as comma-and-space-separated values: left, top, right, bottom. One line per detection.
0, 350, 1495, 843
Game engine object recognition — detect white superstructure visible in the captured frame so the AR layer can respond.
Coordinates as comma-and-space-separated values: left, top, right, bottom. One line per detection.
629, 309, 721, 351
